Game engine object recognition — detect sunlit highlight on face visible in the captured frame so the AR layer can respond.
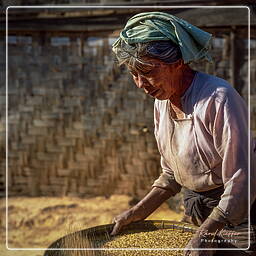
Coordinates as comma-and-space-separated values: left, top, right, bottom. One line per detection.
127, 58, 182, 100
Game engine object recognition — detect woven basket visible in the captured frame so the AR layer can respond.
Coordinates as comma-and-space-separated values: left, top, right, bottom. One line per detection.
44, 220, 197, 256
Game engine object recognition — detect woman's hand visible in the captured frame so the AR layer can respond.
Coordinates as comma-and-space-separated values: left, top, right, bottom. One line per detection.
110, 187, 175, 236
184, 217, 225, 256
111, 208, 142, 235
183, 231, 216, 256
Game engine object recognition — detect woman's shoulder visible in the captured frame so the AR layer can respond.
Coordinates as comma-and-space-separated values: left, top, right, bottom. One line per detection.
194, 72, 232, 100
192, 71, 243, 108
191, 72, 247, 121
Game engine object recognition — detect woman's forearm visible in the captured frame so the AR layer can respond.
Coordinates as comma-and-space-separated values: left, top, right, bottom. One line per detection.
111, 187, 175, 235
131, 187, 175, 221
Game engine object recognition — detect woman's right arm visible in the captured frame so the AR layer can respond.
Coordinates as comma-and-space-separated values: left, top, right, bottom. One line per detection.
111, 186, 175, 235
111, 101, 181, 235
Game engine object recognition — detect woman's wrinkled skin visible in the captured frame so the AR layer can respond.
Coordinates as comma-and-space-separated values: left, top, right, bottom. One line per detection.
130, 58, 191, 93
129, 57, 196, 119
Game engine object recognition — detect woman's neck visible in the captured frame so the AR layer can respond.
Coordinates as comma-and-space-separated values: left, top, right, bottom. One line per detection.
169, 65, 196, 109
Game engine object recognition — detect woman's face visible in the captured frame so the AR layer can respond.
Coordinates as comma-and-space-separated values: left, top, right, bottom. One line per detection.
128, 57, 184, 100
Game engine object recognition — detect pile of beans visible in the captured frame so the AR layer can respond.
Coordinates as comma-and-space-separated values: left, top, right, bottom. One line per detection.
102, 229, 193, 256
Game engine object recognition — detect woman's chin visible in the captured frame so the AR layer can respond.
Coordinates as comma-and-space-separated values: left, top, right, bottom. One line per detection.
147, 90, 169, 100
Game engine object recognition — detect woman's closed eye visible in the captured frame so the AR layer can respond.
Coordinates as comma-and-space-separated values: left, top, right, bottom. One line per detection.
141, 69, 153, 76
129, 70, 138, 77
129, 69, 154, 78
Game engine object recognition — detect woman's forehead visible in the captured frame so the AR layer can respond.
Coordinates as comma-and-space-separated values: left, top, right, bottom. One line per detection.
127, 57, 162, 71
127, 62, 154, 73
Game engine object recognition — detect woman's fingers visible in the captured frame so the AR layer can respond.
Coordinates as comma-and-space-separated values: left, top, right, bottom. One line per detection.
110, 221, 123, 236
183, 250, 191, 256
110, 209, 135, 236
183, 244, 191, 256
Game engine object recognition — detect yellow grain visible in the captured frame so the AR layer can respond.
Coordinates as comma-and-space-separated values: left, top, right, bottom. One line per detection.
102, 229, 193, 256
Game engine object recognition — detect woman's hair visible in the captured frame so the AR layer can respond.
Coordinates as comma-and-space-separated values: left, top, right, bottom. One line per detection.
112, 40, 182, 71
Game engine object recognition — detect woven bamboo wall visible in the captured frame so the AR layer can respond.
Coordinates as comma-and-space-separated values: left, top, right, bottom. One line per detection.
1, 35, 161, 198
0, 34, 255, 198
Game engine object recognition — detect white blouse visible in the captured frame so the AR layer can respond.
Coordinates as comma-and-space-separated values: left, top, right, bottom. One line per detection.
152, 71, 256, 226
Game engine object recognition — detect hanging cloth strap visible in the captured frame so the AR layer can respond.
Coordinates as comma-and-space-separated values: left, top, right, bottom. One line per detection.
183, 186, 224, 226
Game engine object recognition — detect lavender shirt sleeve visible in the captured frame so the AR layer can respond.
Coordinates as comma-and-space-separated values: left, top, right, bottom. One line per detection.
202, 86, 253, 225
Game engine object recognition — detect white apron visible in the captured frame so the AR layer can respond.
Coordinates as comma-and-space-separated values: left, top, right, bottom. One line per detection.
156, 101, 223, 192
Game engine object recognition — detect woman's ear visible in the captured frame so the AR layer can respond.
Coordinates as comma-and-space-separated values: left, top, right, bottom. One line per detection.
171, 58, 184, 69
177, 59, 185, 68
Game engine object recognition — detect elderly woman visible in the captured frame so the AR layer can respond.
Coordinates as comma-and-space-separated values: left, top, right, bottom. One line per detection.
110, 12, 256, 255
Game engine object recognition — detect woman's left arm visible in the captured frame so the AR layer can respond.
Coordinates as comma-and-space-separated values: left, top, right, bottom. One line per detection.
207, 87, 254, 226
185, 84, 256, 255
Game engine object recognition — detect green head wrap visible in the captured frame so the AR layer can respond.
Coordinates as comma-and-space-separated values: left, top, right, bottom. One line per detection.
112, 12, 212, 63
